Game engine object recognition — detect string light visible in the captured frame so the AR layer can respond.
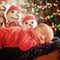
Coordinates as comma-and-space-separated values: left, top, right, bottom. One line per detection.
56, 0, 59, 2
58, 13, 60, 16
57, 9, 60, 12
24, 0, 60, 32
39, 12, 60, 20
25, 2, 59, 11
50, 15, 53, 18
51, 22, 55, 28
57, 24, 60, 27
36, 12, 39, 15
30, 3, 60, 20
26, 2, 59, 11
53, 3, 57, 6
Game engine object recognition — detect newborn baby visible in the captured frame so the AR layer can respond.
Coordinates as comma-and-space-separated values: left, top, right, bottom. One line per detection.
19, 23, 54, 51
34, 23, 54, 44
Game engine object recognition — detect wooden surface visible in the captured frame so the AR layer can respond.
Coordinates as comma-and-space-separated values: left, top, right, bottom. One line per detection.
34, 51, 59, 60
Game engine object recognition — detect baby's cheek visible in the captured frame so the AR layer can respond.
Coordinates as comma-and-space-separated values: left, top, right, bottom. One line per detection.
45, 38, 52, 44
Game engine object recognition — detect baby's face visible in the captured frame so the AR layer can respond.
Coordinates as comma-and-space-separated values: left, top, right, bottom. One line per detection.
34, 27, 46, 44
34, 26, 53, 44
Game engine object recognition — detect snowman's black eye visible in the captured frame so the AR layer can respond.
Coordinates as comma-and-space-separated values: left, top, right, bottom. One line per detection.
31, 21, 34, 24
12, 11, 14, 13
25, 22, 28, 24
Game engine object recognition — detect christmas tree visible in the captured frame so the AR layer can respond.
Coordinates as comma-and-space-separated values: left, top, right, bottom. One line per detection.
21, 0, 60, 37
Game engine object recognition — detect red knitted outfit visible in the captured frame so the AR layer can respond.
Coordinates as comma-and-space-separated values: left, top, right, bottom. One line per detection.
0, 27, 38, 51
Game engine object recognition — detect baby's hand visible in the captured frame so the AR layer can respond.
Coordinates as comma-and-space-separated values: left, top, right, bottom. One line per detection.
45, 39, 53, 44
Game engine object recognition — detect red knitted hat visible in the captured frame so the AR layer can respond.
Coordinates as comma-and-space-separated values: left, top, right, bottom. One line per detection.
6, 5, 21, 14
22, 15, 37, 24
0, 0, 7, 2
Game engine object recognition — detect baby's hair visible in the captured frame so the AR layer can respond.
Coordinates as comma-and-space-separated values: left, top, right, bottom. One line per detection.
39, 23, 54, 40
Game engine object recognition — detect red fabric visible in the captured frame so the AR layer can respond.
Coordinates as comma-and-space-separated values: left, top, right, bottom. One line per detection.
4, 28, 22, 47
0, 27, 9, 49
0, 0, 7, 2
0, 14, 3, 18
0, 27, 21, 49
6, 21, 21, 27
0, 27, 38, 51
19, 28, 38, 51
6, 6, 21, 14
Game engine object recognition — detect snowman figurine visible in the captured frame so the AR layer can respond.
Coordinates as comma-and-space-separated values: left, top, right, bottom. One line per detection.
0, 0, 7, 15
22, 14, 37, 29
6, 5, 22, 28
